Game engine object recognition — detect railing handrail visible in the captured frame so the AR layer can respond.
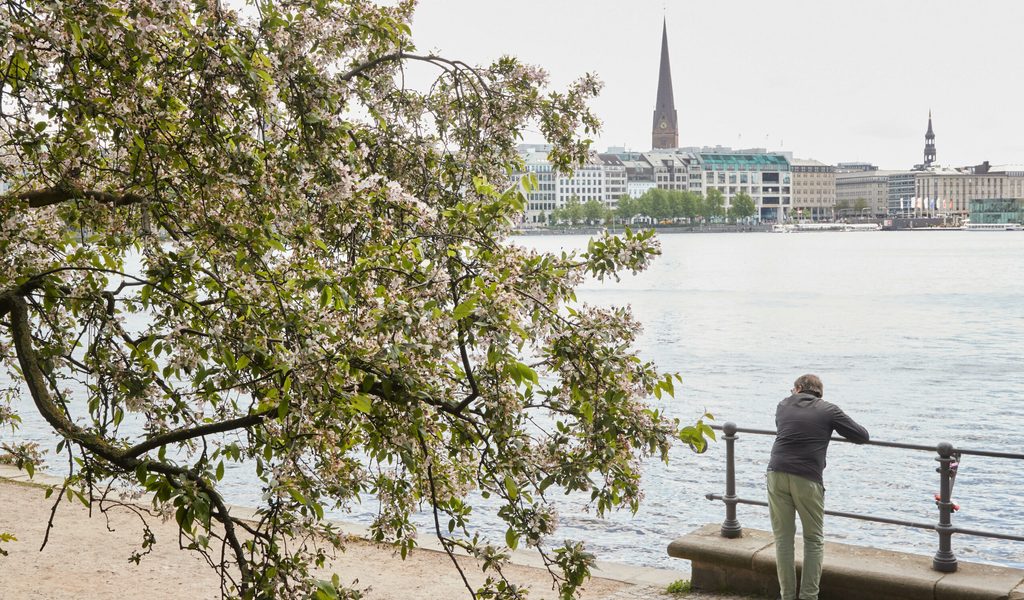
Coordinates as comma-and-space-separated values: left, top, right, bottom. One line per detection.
704, 494, 1024, 543
709, 424, 1024, 460
705, 421, 1024, 573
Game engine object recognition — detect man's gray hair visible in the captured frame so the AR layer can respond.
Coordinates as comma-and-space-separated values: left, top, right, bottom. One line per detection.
794, 374, 823, 396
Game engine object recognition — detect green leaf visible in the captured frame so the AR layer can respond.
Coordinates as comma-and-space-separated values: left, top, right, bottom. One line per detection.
314, 579, 339, 600
580, 402, 594, 424
288, 488, 307, 505
452, 298, 476, 321
539, 474, 555, 492
505, 527, 519, 550
508, 362, 538, 385
503, 475, 518, 501
350, 394, 372, 414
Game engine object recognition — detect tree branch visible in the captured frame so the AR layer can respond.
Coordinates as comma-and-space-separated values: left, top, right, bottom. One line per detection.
339, 52, 490, 92
9, 294, 256, 593
124, 409, 274, 459
417, 430, 477, 600
10, 186, 147, 209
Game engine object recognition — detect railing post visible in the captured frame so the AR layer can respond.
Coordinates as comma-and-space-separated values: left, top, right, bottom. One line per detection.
720, 422, 742, 538
933, 441, 958, 572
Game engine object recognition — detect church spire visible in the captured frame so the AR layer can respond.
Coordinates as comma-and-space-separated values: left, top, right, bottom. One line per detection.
923, 110, 936, 166
651, 19, 679, 149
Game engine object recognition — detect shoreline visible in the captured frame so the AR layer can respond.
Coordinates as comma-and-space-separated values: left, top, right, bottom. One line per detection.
513, 218, 962, 236
1, 466, 756, 599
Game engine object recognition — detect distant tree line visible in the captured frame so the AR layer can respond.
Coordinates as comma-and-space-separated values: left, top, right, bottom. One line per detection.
545, 188, 758, 226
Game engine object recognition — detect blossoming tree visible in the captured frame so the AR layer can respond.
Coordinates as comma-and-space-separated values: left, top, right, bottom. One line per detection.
0, 1, 712, 598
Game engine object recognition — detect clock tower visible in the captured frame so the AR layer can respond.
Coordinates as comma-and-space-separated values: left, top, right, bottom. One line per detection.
923, 110, 936, 166
651, 19, 679, 149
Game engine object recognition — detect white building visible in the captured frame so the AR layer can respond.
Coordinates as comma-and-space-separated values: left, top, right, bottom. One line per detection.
517, 146, 627, 224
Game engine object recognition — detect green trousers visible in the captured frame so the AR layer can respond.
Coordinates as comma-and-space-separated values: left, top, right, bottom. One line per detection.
767, 471, 825, 600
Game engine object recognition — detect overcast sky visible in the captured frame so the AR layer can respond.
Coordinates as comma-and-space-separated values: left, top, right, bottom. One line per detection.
408, 0, 1024, 170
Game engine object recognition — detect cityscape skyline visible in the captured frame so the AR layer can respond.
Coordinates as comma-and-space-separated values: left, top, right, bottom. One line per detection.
410, 0, 1024, 170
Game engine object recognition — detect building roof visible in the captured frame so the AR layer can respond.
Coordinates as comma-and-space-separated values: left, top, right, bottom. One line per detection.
790, 158, 829, 167
641, 151, 691, 167
698, 153, 789, 169
597, 154, 625, 166
985, 164, 1024, 175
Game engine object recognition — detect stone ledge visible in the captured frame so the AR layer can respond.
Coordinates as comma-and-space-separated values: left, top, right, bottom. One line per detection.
669, 523, 1024, 600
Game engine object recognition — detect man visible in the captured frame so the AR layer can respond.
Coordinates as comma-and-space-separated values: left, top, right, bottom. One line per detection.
767, 374, 869, 600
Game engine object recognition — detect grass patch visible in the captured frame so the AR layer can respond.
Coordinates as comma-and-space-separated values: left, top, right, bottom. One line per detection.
666, 579, 692, 594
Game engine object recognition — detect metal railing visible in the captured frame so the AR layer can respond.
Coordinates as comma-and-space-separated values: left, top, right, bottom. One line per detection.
706, 422, 1024, 572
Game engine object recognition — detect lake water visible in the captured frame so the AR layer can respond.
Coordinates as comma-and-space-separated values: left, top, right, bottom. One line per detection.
514, 230, 1024, 571
5, 230, 1024, 572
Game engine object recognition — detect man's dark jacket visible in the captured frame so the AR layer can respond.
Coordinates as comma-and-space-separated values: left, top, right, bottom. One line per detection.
767, 391, 870, 485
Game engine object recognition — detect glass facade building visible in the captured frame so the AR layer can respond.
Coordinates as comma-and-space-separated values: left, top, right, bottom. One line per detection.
968, 199, 1024, 224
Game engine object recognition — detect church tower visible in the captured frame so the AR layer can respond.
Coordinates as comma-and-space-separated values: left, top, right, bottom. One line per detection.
651, 19, 679, 149
923, 110, 936, 166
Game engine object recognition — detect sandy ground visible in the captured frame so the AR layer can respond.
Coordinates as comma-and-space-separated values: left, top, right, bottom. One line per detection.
0, 477, 632, 600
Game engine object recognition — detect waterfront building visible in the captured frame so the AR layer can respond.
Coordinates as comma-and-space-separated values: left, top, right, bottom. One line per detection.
887, 171, 918, 216
835, 168, 891, 218
835, 167, 936, 218
517, 145, 627, 224
967, 198, 1024, 225
518, 144, 556, 224
696, 151, 792, 221
790, 159, 835, 221
897, 113, 1024, 218
598, 154, 628, 207
651, 20, 679, 150
913, 162, 1024, 218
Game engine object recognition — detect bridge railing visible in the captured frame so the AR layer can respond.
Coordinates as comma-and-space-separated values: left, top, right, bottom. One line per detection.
705, 422, 1024, 572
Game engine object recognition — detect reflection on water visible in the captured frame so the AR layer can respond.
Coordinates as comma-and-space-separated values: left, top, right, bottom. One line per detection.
5, 231, 1024, 572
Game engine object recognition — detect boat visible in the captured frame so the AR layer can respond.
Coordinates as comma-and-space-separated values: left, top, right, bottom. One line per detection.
960, 220, 1023, 231
771, 222, 882, 233
841, 223, 882, 232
